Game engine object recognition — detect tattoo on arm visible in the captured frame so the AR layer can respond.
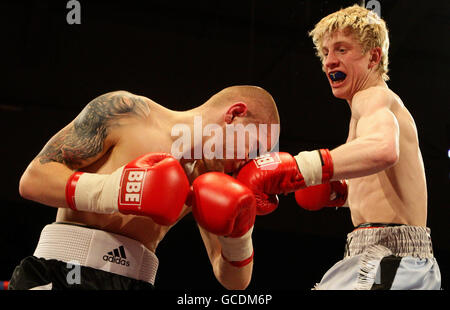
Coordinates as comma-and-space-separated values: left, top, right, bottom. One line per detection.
37, 91, 150, 169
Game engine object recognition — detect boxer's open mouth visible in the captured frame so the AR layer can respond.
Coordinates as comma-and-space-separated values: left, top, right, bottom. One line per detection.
329, 71, 347, 83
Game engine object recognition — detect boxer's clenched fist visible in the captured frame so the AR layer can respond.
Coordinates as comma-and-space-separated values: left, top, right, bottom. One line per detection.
65, 153, 190, 225
191, 172, 256, 267
295, 180, 348, 211
237, 150, 334, 214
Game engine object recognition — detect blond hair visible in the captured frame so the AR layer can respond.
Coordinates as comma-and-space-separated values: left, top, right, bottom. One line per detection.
309, 4, 390, 81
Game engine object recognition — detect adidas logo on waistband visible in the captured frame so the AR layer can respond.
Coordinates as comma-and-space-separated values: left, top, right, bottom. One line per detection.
102, 245, 130, 267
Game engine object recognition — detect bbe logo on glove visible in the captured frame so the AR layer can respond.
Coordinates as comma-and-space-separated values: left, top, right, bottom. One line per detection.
119, 168, 146, 207
253, 153, 281, 170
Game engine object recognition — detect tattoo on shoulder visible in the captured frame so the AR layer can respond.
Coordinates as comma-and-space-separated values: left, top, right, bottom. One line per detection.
37, 91, 150, 168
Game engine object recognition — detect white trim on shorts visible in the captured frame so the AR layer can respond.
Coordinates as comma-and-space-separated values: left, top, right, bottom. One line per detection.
33, 223, 159, 285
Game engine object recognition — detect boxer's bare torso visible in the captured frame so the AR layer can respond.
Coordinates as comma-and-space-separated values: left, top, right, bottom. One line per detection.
20, 86, 278, 289
42, 92, 203, 252
346, 86, 427, 227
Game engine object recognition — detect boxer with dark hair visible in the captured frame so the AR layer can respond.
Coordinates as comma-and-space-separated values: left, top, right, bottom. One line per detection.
10, 86, 280, 290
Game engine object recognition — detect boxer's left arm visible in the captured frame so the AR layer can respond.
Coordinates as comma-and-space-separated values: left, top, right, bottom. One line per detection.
19, 91, 150, 208
330, 88, 400, 180
236, 89, 398, 201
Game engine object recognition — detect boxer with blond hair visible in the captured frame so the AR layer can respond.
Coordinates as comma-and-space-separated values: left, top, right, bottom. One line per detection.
236, 5, 441, 290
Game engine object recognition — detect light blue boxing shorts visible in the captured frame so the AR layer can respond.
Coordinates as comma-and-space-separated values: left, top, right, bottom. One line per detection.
314, 224, 441, 290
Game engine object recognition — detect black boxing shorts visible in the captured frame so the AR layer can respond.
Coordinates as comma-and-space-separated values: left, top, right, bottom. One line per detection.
8, 256, 154, 290
8, 223, 158, 290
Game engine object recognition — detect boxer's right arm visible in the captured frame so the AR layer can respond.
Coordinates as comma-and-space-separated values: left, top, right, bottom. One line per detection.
191, 172, 256, 290
19, 91, 149, 208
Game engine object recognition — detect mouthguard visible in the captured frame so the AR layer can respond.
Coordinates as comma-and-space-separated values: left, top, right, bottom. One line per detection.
329, 71, 346, 81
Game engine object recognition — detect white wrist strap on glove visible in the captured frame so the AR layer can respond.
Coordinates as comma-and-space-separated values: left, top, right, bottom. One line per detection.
294, 150, 323, 187
74, 167, 124, 214
218, 226, 254, 262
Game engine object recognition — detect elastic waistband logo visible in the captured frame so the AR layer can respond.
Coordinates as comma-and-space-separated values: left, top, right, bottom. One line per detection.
102, 245, 130, 267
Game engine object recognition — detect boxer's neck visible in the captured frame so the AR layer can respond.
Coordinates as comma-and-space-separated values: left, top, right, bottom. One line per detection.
347, 76, 387, 107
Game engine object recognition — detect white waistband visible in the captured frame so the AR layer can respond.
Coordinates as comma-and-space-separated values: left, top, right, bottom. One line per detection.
33, 223, 159, 285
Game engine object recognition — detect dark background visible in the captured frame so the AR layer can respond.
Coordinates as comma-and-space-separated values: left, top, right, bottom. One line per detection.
0, 0, 448, 291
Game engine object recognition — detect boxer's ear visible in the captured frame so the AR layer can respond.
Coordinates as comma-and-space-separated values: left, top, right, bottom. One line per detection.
224, 102, 248, 124
368, 47, 382, 69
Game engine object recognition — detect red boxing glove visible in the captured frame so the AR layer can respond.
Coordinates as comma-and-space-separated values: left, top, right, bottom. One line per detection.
295, 180, 348, 211
66, 153, 190, 226
191, 172, 256, 267
237, 150, 333, 214
191, 172, 256, 237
